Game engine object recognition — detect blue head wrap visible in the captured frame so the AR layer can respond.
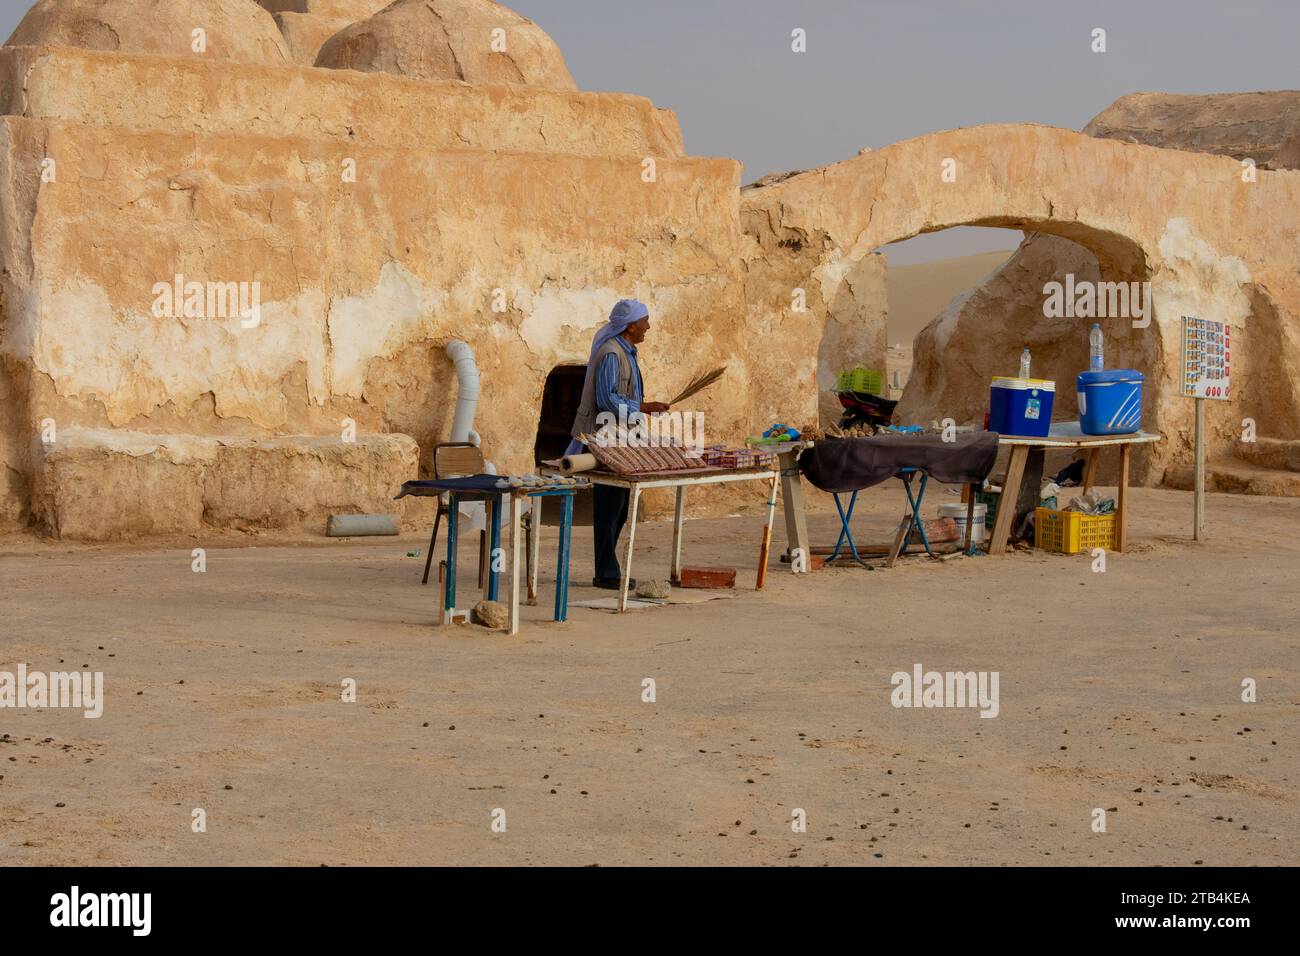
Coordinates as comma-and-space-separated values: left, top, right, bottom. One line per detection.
585, 299, 649, 365
579, 298, 648, 385
565, 299, 650, 455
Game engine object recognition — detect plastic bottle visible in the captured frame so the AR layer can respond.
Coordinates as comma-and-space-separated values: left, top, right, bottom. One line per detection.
1089, 323, 1104, 371
1019, 347, 1031, 379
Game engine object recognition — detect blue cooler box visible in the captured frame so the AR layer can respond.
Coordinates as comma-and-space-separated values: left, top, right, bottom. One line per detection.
988, 377, 1055, 438
1077, 369, 1143, 435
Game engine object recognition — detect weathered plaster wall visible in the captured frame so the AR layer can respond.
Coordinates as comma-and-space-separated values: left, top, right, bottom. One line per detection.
34, 429, 418, 540
0, 46, 685, 157
739, 203, 888, 430
0, 45, 743, 537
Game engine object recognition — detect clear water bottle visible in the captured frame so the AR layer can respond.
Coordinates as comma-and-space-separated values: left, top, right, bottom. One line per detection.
1089, 323, 1104, 372
1019, 347, 1031, 379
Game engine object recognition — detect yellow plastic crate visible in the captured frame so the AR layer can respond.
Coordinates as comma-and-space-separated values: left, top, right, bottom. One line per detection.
1034, 507, 1116, 554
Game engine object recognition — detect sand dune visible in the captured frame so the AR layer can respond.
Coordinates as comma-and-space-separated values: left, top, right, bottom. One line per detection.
886, 249, 1017, 347
883, 249, 1017, 397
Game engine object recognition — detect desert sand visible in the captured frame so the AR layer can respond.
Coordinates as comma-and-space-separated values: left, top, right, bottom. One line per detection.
882, 250, 1015, 399
1, 483, 1295, 866
887, 249, 1018, 347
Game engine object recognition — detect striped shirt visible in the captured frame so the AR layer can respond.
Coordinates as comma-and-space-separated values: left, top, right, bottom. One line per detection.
564, 336, 644, 456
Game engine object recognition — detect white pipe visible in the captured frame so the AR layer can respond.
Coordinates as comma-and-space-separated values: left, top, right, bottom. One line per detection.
444, 341, 495, 532
446, 340, 480, 443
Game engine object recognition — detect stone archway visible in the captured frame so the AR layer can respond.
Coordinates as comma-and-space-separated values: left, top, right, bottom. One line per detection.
739, 122, 1299, 482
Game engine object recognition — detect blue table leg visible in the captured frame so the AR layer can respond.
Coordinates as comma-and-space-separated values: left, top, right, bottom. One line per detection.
828, 491, 871, 567
555, 492, 573, 622
487, 495, 502, 602
902, 473, 934, 557
445, 493, 459, 617
828, 491, 855, 562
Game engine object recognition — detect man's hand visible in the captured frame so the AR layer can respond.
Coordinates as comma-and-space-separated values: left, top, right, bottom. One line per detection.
641, 401, 671, 414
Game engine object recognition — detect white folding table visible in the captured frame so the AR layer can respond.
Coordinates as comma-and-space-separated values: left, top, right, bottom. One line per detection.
581, 466, 782, 611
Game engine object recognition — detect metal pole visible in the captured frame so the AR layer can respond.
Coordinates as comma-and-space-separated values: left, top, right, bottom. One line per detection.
1194, 396, 1206, 540
443, 493, 459, 624
556, 493, 573, 622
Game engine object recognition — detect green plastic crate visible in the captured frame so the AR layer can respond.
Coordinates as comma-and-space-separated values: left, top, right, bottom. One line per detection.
974, 488, 1000, 529
835, 366, 884, 395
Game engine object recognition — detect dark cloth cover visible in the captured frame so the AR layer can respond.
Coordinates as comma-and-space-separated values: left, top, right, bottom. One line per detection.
798, 433, 1000, 494
396, 475, 506, 497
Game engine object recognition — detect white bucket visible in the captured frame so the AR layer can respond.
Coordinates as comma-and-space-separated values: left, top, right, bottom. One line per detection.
939, 502, 987, 545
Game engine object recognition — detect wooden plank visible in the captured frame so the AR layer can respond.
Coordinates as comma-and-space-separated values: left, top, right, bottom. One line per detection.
1117, 443, 1132, 552
1082, 448, 1101, 493
998, 422, 1161, 447
527, 499, 542, 606
757, 475, 778, 590
618, 486, 641, 612
670, 486, 686, 585
1013, 447, 1045, 537
778, 448, 811, 571
885, 517, 910, 568
989, 445, 1028, 554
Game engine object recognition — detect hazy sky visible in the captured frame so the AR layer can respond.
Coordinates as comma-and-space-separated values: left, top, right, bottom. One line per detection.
2, 0, 1297, 262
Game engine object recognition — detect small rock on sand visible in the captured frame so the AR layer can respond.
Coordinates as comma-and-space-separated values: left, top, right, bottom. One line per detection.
635, 580, 671, 600
471, 600, 509, 629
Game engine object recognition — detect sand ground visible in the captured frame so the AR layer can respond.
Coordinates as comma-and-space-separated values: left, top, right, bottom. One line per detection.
0, 483, 1296, 866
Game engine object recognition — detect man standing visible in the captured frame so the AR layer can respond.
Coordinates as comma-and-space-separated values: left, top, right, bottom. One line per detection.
567, 299, 669, 589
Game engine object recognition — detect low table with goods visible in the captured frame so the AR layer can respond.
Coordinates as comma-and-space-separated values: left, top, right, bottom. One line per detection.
555, 442, 782, 612
797, 433, 1002, 564
989, 422, 1162, 555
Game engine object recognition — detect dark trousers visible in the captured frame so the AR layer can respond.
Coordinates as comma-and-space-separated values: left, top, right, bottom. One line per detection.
592, 484, 631, 581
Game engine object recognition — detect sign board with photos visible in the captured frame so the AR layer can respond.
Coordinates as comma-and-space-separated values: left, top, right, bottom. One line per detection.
1181, 316, 1230, 400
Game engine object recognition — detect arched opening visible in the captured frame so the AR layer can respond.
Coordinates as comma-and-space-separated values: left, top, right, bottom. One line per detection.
815, 214, 1158, 485
827, 216, 1156, 437
533, 364, 586, 466
742, 126, 1171, 481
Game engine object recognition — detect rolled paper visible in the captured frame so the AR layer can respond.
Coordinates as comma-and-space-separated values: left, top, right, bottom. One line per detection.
560, 453, 598, 474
